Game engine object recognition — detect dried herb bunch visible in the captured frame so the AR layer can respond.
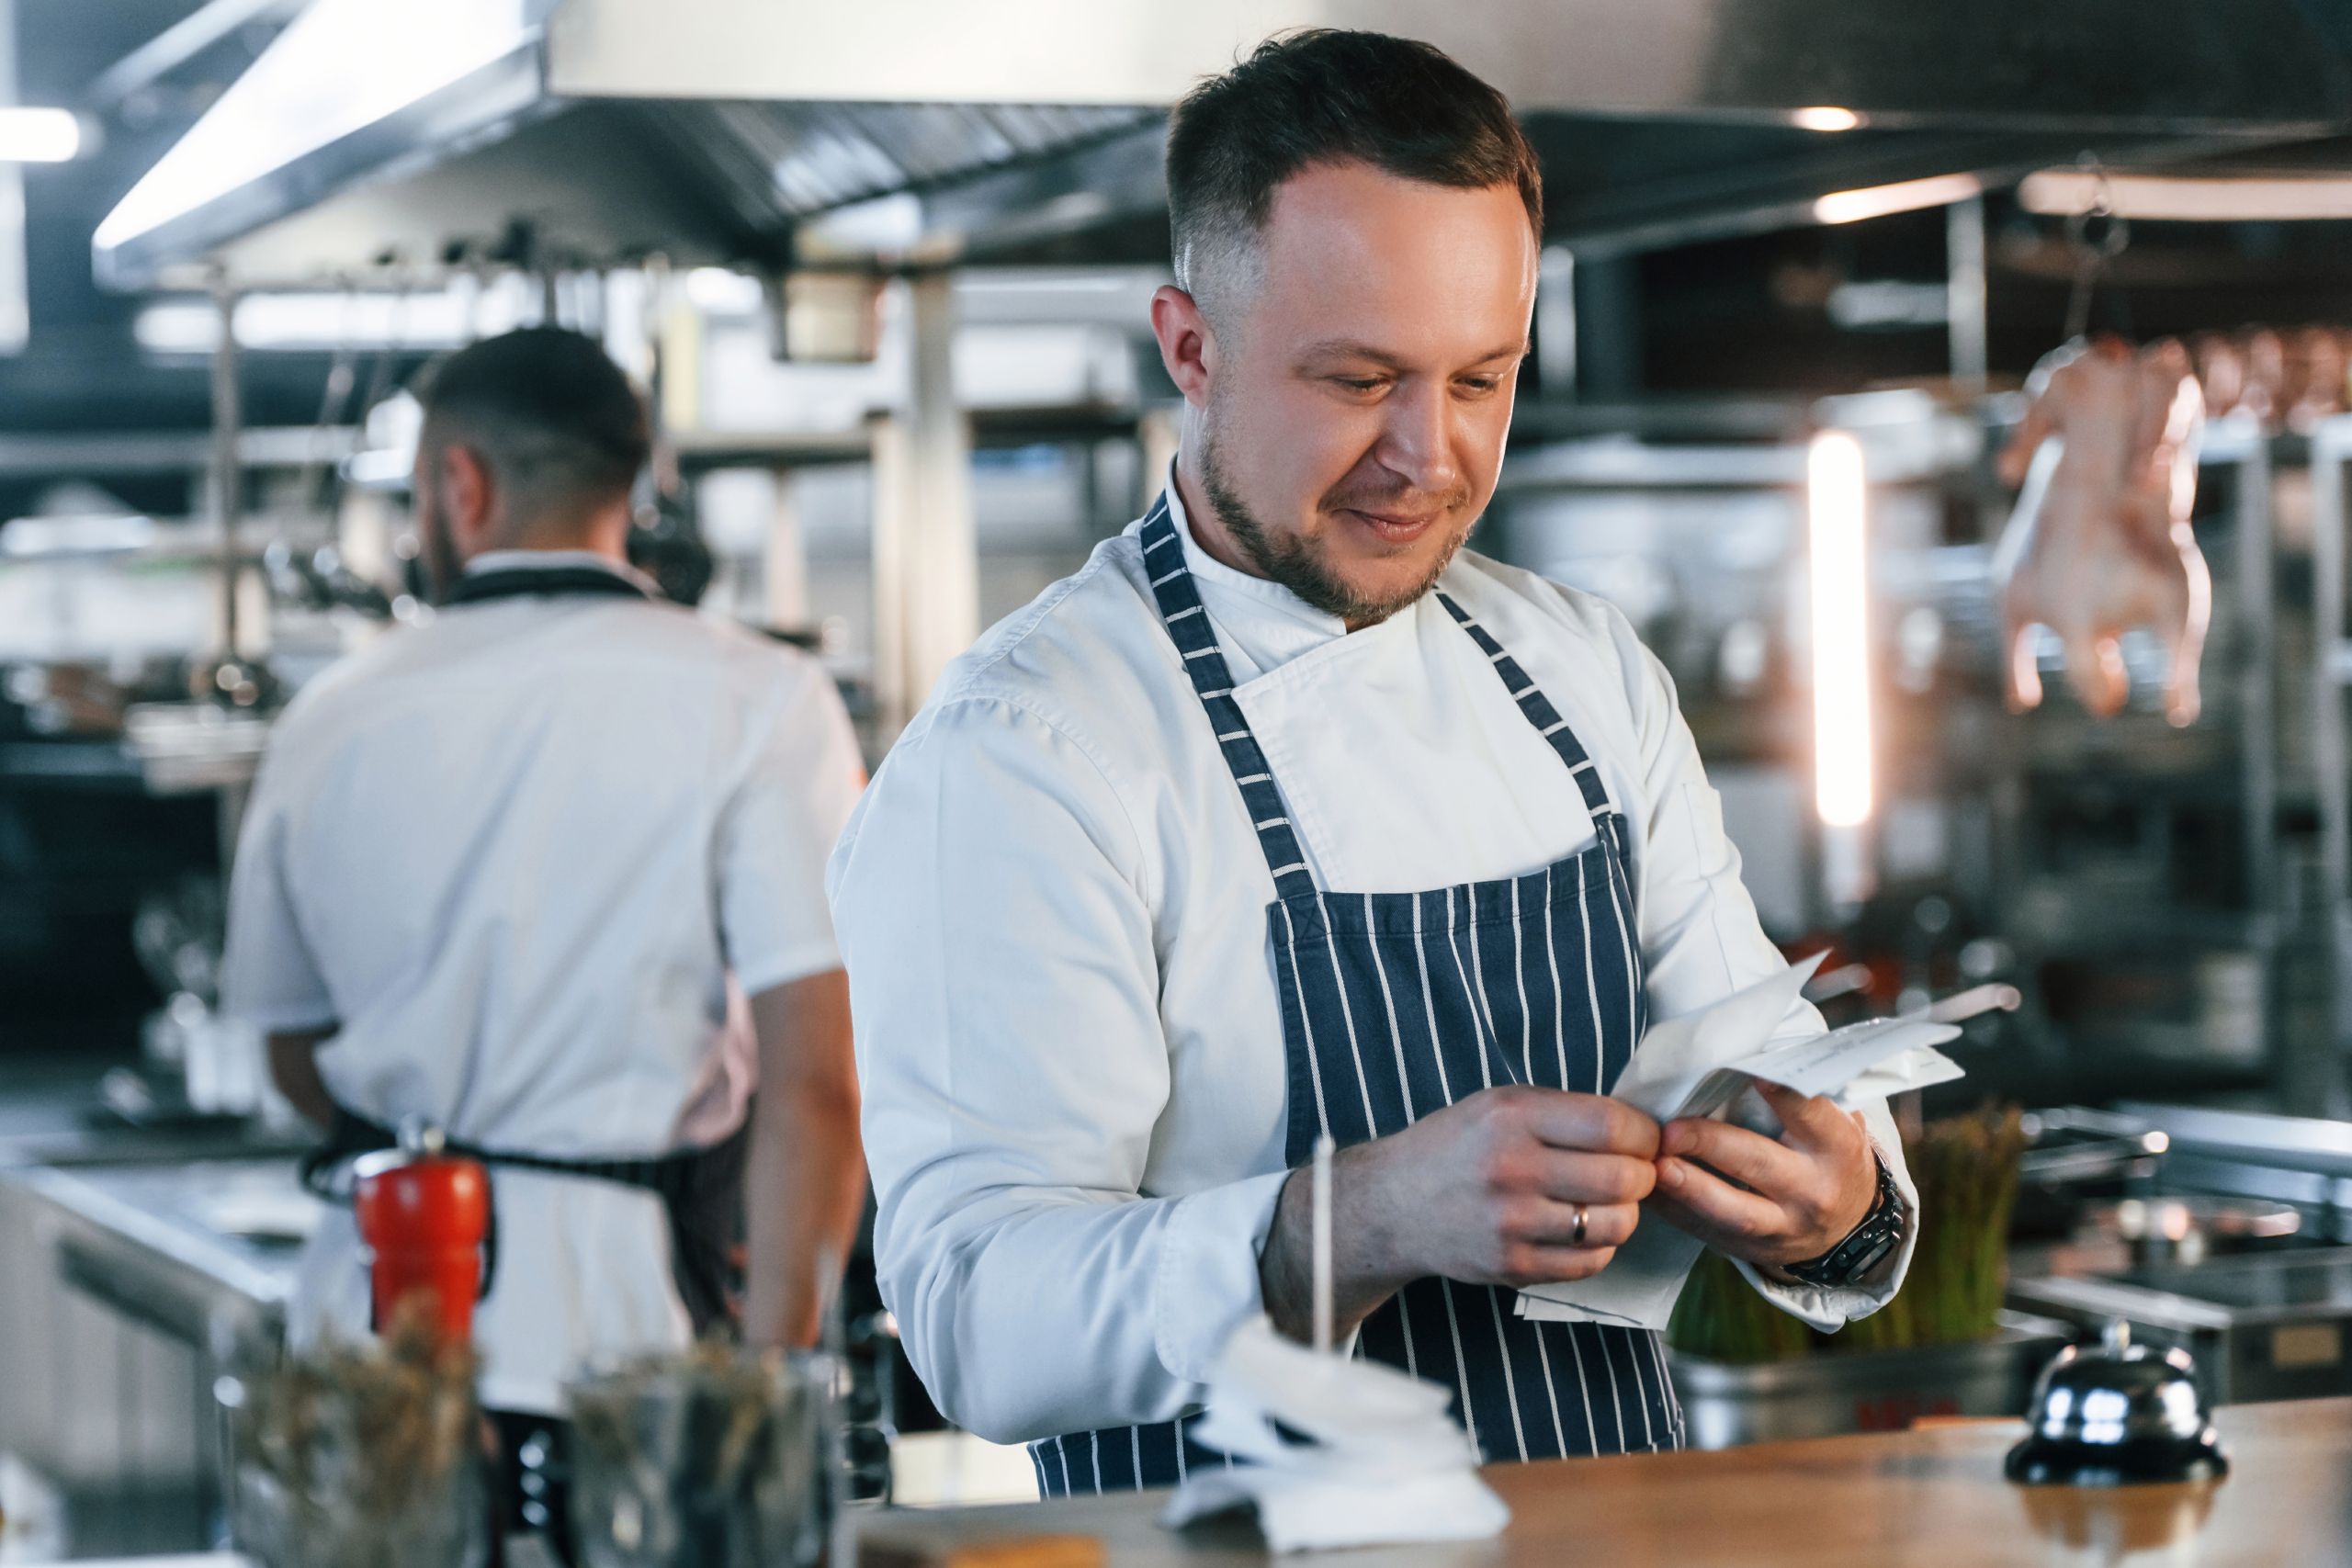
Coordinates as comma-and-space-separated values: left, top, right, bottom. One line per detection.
1668, 1105, 2028, 1364
230, 1303, 483, 1568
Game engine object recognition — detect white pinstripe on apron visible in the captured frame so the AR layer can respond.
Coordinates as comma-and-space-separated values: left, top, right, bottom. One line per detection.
1031, 499, 1683, 1495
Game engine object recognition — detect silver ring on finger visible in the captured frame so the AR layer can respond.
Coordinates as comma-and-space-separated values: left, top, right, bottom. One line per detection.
1571, 1203, 1589, 1247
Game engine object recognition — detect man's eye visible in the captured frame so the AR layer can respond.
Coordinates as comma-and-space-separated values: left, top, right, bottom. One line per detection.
1459, 377, 1502, 395
1333, 377, 1387, 394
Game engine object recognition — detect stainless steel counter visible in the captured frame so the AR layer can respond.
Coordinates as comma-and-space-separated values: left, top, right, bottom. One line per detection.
0, 1154, 316, 1558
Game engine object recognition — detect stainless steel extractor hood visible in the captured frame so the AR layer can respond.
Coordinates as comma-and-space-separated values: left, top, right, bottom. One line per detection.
94, 0, 2352, 289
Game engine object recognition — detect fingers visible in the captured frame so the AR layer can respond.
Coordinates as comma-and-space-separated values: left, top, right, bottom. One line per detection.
1657, 1115, 1810, 1196
1650, 1160, 1786, 1249
1492, 1198, 1638, 1287
1749, 1081, 1866, 1156
1498, 1244, 1619, 1287
1518, 1148, 1657, 1207
1510, 1196, 1641, 1251
1510, 1087, 1660, 1160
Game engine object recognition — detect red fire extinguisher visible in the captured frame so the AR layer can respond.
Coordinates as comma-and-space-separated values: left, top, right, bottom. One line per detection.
352, 1123, 492, 1345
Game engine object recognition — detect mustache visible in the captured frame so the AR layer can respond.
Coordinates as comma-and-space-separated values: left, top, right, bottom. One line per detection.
1318, 479, 1474, 517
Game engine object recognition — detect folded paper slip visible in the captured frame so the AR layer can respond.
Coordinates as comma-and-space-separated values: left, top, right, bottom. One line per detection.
1160, 1316, 1510, 1554
1513, 958, 1962, 1331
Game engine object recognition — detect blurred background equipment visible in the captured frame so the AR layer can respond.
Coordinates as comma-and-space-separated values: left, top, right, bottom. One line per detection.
3, 0, 2352, 1551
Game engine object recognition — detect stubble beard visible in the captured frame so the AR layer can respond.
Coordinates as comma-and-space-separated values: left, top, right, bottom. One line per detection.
1197, 421, 1471, 628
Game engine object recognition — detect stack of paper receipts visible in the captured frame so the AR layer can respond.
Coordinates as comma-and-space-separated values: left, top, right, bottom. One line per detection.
1515, 953, 1963, 1332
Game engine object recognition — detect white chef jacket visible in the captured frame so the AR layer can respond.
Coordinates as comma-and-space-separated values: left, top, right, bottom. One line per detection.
828, 478, 1917, 1447
828, 474, 1909, 1448
222, 549, 864, 1416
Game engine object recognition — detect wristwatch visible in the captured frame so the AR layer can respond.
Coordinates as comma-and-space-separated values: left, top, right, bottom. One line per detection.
1781, 1155, 1905, 1289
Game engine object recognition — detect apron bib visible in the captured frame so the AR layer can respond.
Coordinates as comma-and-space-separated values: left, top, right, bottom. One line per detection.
1031, 501, 1684, 1496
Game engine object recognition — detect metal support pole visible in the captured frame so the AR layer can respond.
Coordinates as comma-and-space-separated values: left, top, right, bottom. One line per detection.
899, 269, 978, 722
2312, 417, 2352, 1100
1945, 196, 1988, 393
0, 0, 28, 356
2235, 435, 2278, 924
868, 412, 912, 737
209, 276, 243, 665
1137, 406, 1180, 507
765, 470, 811, 629
1535, 245, 1578, 401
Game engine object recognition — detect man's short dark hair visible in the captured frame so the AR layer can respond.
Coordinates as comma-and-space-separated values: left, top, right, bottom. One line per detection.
414, 327, 650, 525
1165, 29, 1544, 315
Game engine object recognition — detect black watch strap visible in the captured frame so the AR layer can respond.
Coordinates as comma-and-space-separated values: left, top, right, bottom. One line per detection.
1782, 1154, 1906, 1289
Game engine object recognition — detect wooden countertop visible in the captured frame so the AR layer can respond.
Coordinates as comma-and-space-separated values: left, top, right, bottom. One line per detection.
854, 1398, 2352, 1567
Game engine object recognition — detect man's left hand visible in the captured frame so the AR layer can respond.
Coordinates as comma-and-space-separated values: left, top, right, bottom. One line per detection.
1647, 1081, 1879, 1270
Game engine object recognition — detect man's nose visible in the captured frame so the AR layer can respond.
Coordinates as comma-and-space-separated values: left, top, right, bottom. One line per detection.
1374, 380, 1462, 500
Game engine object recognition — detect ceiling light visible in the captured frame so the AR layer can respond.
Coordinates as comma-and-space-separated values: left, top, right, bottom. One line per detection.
2018, 168, 2352, 221
1793, 107, 1862, 133
0, 108, 83, 164
1814, 173, 1984, 226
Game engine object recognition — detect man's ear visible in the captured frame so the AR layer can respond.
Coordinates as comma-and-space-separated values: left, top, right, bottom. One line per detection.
1149, 285, 1217, 409
437, 444, 496, 552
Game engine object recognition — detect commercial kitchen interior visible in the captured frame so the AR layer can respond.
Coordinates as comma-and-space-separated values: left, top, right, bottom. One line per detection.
6, 0, 2352, 1560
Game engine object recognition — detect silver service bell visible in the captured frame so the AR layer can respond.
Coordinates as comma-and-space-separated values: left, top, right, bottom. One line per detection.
2006, 1320, 2228, 1487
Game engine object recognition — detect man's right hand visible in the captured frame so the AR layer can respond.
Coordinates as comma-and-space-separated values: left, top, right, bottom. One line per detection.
1259, 1086, 1660, 1344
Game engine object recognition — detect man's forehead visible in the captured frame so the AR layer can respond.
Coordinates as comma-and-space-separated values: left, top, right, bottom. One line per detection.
1247, 162, 1537, 347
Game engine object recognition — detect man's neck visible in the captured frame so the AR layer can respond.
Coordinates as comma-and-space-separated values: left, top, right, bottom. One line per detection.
1172, 451, 1259, 581
1170, 452, 1382, 634
468, 510, 632, 570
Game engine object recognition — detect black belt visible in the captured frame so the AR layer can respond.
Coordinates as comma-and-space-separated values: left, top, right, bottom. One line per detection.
300, 1106, 752, 1338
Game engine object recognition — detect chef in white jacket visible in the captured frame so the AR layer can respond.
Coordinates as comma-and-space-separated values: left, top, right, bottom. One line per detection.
829, 30, 1917, 1496
222, 328, 866, 1557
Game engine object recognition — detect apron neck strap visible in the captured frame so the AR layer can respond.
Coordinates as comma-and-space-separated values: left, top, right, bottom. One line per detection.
1135, 497, 1626, 897
1136, 502, 1320, 899
1433, 592, 1618, 828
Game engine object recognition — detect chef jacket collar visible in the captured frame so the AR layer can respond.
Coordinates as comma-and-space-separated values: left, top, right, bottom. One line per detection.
463, 547, 662, 598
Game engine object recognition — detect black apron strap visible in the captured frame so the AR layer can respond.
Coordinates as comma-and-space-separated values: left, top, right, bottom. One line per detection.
304, 1106, 752, 1338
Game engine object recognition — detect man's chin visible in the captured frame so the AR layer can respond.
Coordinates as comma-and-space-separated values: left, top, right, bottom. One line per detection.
1333, 535, 1463, 602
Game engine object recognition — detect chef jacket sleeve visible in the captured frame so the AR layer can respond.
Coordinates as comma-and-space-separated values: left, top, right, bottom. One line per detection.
1610, 611, 1919, 1331
827, 695, 1287, 1445
220, 754, 337, 1032
716, 659, 866, 995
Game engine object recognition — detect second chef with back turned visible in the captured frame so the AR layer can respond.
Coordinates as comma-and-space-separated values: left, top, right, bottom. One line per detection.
831, 29, 1920, 1494
221, 329, 868, 1551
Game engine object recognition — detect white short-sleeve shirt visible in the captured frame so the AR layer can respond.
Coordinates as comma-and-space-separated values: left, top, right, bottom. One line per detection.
223, 550, 864, 1415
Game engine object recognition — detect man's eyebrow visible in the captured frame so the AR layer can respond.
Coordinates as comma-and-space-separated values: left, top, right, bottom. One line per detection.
1294, 337, 1533, 370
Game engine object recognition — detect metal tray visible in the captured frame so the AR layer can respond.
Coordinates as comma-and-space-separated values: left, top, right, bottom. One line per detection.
1668, 1314, 2073, 1450
2008, 1246, 2352, 1404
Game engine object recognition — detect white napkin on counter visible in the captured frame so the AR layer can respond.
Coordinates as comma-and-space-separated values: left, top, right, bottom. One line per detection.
1514, 956, 1962, 1331
1159, 1316, 1510, 1554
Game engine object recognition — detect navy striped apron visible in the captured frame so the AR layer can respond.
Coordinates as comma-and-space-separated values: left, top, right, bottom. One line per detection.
1029, 501, 1685, 1497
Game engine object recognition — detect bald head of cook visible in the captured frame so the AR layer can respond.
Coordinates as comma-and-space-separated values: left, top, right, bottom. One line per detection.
1152, 28, 1544, 630
410, 326, 651, 599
